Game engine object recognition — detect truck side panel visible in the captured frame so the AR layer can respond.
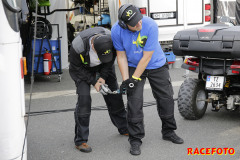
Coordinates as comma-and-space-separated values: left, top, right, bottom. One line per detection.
126, 0, 211, 42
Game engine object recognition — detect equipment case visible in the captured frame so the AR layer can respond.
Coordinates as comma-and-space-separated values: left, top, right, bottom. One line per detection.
173, 24, 240, 59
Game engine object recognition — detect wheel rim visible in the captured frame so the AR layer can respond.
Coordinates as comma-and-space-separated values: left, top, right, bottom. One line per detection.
196, 90, 206, 111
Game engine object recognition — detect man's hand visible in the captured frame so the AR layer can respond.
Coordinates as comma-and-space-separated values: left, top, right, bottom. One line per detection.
98, 77, 105, 84
94, 77, 105, 92
94, 81, 102, 92
120, 81, 127, 95
99, 84, 112, 95
120, 78, 139, 95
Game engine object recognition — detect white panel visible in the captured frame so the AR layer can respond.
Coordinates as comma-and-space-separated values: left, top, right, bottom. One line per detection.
131, 0, 148, 8
0, 41, 26, 160
178, 0, 184, 24
154, 19, 177, 26
149, 0, 176, 12
0, 43, 26, 160
158, 26, 186, 41
178, 0, 203, 25
186, 0, 203, 24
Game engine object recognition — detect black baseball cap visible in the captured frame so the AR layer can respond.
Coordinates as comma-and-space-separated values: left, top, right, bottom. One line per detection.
121, 5, 143, 27
94, 34, 113, 63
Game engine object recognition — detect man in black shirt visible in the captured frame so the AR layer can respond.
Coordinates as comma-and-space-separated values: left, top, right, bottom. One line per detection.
69, 27, 128, 153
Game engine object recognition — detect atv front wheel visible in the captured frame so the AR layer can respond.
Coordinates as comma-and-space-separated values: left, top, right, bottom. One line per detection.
178, 78, 208, 120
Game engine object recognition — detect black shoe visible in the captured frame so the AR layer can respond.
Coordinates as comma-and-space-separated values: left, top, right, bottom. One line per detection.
163, 132, 184, 144
120, 133, 129, 136
119, 128, 128, 136
130, 143, 141, 155
75, 143, 92, 153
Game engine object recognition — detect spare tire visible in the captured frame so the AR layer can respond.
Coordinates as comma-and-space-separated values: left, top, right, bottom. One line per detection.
31, 16, 52, 39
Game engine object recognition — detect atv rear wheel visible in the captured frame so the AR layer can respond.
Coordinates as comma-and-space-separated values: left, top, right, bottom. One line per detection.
178, 78, 208, 120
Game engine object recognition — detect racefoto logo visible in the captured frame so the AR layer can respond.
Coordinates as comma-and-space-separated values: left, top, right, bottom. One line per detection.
187, 148, 235, 156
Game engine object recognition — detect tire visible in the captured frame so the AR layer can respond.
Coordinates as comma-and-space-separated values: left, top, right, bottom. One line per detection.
31, 17, 52, 39
178, 78, 208, 120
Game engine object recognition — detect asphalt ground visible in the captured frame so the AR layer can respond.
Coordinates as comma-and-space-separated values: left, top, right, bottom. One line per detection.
24, 66, 240, 160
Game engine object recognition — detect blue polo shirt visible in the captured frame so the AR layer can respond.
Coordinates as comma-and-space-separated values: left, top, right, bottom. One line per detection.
111, 16, 166, 69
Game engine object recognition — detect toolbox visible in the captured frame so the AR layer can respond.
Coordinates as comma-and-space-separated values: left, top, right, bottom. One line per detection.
173, 24, 240, 58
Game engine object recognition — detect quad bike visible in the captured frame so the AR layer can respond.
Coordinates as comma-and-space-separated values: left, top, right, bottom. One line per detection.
173, 16, 240, 120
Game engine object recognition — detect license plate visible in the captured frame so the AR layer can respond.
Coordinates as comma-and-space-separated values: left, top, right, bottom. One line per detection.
152, 12, 175, 19
206, 76, 225, 90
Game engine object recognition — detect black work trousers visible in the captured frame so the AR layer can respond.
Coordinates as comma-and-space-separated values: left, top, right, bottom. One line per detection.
127, 63, 177, 145
74, 65, 128, 146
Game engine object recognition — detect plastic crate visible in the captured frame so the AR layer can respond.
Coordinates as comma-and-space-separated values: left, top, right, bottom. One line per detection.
27, 56, 44, 73
27, 54, 60, 74
51, 54, 61, 72
32, 39, 60, 53
164, 52, 176, 64
27, 39, 61, 74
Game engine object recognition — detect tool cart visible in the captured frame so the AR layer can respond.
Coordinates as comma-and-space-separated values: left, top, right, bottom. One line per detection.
27, 21, 62, 82
26, 0, 63, 82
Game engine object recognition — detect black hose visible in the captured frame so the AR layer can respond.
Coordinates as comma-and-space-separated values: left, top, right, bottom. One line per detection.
26, 99, 178, 117
37, 7, 81, 15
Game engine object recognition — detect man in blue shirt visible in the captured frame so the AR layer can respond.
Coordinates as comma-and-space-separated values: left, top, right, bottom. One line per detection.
111, 4, 184, 155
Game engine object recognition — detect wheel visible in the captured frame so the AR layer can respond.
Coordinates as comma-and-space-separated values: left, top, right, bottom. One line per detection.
31, 17, 52, 39
178, 78, 208, 120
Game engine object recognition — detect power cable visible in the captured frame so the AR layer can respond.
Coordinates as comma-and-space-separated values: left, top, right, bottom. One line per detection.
37, 7, 81, 15
26, 98, 178, 117
21, 1, 38, 159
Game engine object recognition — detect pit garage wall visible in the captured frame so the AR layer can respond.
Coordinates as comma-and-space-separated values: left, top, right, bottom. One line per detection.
108, 0, 119, 26
46, 0, 68, 69
108, 0, 129, 26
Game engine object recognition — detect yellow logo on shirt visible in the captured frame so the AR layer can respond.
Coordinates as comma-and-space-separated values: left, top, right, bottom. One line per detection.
80, 54, 88, 64
104, 49, 111, 55
133, 33, 148, 48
